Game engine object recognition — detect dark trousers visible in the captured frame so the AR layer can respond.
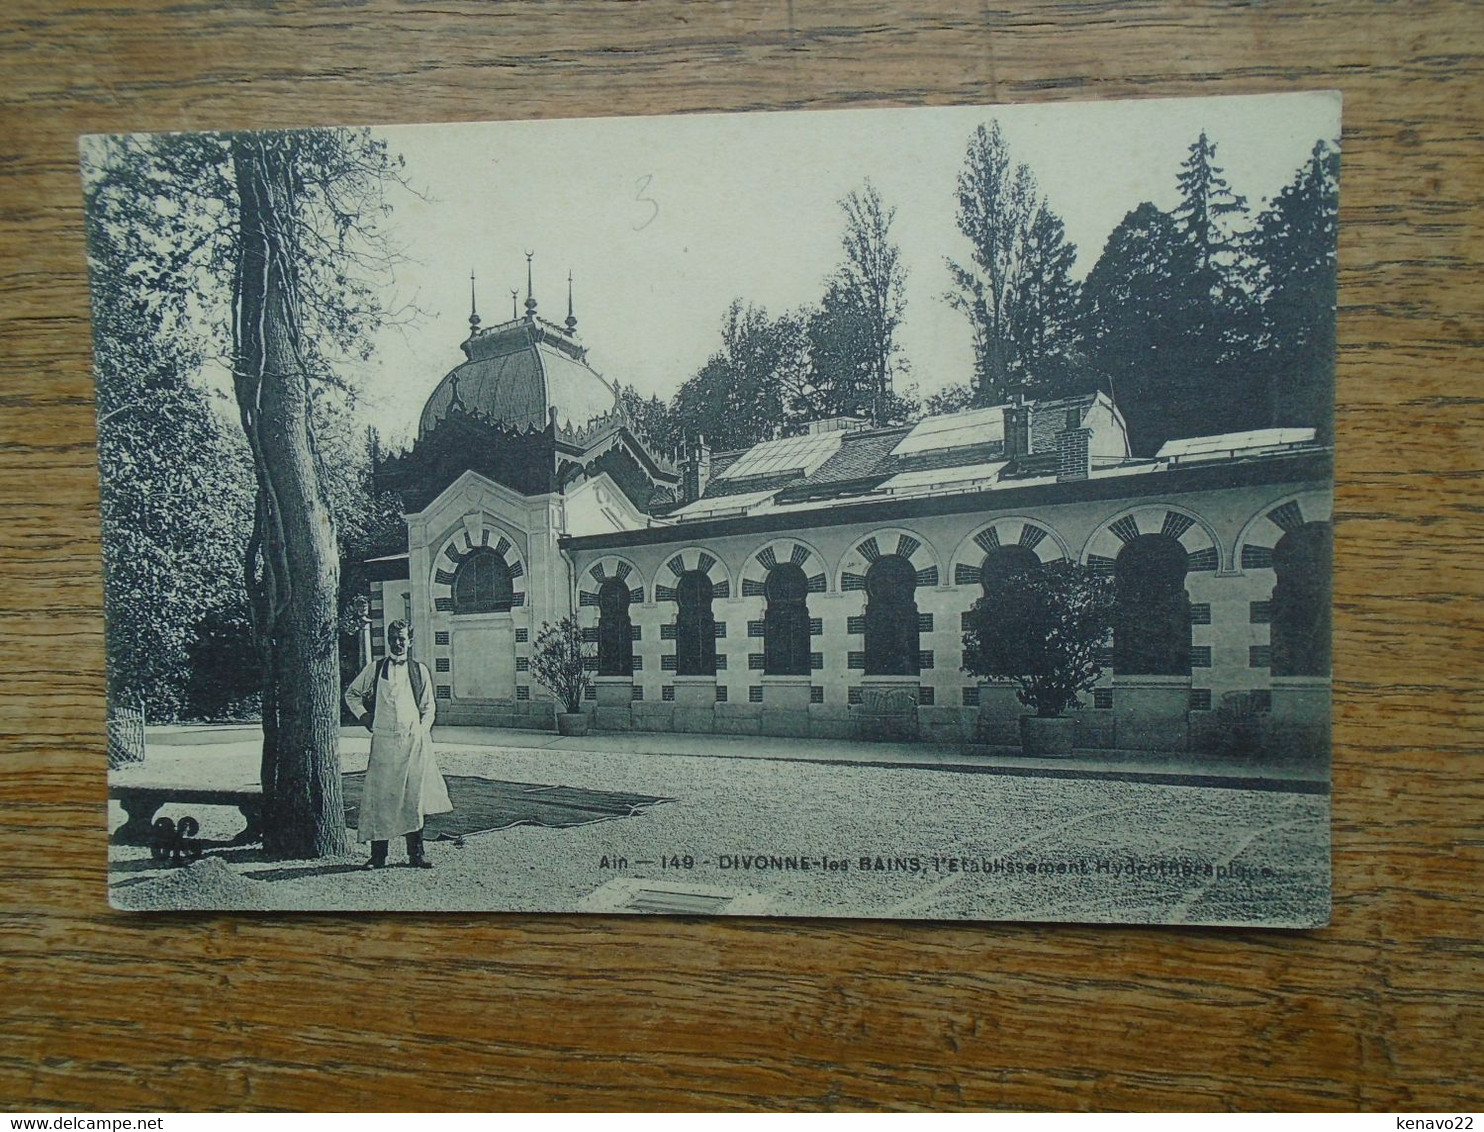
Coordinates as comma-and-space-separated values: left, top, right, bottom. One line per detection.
368, 829, 424, 864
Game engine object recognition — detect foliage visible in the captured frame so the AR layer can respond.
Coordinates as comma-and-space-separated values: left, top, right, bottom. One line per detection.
1247, 139, 1339, 440
947, 122, 1083, 406
671, 301, 807, 451
1077, 202, 1189, 453
1173, 130, 1249, 279
961, 561, 1114, 718
832, 181, 910, 423
619, 384, 682, 457
86, 165, 257, 722
1013, 202, 1085, 398
921, 382, 977, 417
667, 182, 913, 449
81, 129, 408, 375
185, 605, 263, 720
529, 616, 596, 714
82, 126, 411, 857
795, 278, 875, 422
1077, 130, 1271, 452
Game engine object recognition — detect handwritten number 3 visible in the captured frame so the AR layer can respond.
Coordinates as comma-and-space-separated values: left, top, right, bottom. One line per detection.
634, 174, 659, 231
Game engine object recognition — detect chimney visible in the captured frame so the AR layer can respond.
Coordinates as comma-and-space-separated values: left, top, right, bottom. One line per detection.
1057, 427, 1093, 482
1004, 400, 1030, 459
682, 434, 712, 501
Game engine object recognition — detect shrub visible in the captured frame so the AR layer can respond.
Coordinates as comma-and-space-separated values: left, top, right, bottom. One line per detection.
962, 560, 1115, 718
529, 615, 595, 714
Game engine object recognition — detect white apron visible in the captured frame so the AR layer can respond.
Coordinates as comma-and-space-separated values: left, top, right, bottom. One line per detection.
347, 659, 452, 842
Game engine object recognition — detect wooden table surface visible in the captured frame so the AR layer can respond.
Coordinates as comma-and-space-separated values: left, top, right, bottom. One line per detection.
1, 0, 1480, 1113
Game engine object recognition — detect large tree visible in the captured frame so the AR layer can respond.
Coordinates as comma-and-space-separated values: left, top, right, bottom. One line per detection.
83, 128, 407, 857
671, 301, 807, 451
835, 181, 909, 423
1012, 201, 1083, 398
948, 122, 1081, 405
1078, 202, 1187, 453
1168, 130, 1262, 435
1248, 139, 1340, 439
947, 123, 1035, 403
1079, 131, 1274, 452
797, 278, 875, 422
1174, 130, 1249, 280
86, 190, 255, 722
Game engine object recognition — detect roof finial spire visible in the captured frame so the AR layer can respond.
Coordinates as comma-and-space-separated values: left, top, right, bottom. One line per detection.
468, 269, 480, 331
524, 250, 537, 318
565, 269, 577, 334
510, 289, 518, 321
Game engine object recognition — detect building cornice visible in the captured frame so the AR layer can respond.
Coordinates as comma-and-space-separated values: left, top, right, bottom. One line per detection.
560, 450, 1333, 553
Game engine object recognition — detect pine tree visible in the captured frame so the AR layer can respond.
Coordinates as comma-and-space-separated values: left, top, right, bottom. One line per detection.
1248, 139, 1339, 438
1168, 131, 1264, 435
1012, 201, 1083, 398
1174, 130, 1248, 281
1078, 203, 1187, 454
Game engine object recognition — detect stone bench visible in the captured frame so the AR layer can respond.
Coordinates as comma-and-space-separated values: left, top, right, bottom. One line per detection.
109, 784, 264, 847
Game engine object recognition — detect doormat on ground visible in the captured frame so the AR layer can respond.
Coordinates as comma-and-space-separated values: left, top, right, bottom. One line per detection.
341, 773, 672, 841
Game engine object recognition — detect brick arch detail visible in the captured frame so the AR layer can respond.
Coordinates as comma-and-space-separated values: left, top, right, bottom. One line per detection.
1080, 503, 1223, 576
737, 537, 830, 600
430, 518, 528, 612
651, 545, 732, 603
576, 555, 648, 623
835, 526, 941, 594
1234, 491, 1333, 574
949, 516, 1069, 588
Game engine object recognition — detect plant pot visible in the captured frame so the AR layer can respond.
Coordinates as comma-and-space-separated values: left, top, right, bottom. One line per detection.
556, 712, 589, 737
1019, 714, 1076, 758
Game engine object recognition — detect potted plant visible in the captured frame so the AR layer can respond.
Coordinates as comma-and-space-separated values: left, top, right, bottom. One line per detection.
530, 615, 596, 736
962, 560, 1115, 757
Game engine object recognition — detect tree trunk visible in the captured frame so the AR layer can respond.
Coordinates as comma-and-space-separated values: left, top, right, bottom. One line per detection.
232, 134, 349, 859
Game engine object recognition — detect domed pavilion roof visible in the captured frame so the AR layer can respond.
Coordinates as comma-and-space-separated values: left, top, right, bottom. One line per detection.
418, 294, 619, 438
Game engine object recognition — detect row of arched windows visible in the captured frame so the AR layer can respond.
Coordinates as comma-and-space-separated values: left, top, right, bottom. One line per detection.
449, 523, 1331, 681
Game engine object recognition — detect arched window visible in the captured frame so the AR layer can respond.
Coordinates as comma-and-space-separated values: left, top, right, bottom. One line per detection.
864, 554, 919, 676
1113, 535, 1190, 675
763, 563, 810, 676
1271, 522, 1331, 677
980, 545, 1042, 601
675, 570, 717, 676
596, 578, 634, 676
452, 548, 513, 614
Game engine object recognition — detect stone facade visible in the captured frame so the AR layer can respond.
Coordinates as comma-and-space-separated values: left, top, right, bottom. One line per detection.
367, 455, 1331, 753
364, 312, 1332, 757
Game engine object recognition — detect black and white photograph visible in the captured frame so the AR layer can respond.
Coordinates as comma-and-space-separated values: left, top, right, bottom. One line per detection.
87, 91, 1339, 923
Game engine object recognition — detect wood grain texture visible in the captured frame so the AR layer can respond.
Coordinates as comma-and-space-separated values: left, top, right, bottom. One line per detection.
1, 0, 1480, 1112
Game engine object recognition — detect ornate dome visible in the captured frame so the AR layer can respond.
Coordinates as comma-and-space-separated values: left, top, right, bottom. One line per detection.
418, 310, 620, 439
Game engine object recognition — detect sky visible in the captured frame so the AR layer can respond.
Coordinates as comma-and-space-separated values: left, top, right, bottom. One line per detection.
351, 91, 1341, 447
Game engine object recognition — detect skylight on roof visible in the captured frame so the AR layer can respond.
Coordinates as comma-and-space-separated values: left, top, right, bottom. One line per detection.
668, 487, 780, 519
879, 461, 1007, 494
890, 407, 1005, 458
715, 432, 844, 481
1156, 428, 1317, 459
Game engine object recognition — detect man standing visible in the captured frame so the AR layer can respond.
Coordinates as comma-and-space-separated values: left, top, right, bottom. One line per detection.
343, 619, 452, 869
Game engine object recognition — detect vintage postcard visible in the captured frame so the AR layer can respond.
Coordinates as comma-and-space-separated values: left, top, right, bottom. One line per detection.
87, 91, 1338, 923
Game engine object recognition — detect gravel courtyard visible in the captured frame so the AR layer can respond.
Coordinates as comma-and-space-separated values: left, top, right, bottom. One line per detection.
109, 735, 1330, 927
